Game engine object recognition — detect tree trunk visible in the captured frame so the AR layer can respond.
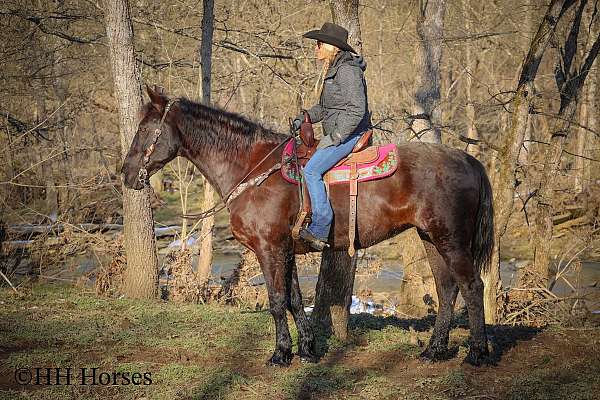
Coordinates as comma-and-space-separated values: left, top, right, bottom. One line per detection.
411, 0, 445, 143
311, 0, 363, 341
485, 0, 571, 323
574, 7, 598, 192
104, 0, 158, 299
397, 230, 438, 315
462, 0, 479, 158
396, 0, 446, 318
195, 0, 216, 291
531, 1, 600, 286
329, 0, 363, 53
517, 3, 537, 168
574, 93, 588, 192
312, 248, 357, 340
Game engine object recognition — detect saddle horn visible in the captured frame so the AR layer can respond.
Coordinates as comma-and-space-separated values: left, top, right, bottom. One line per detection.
300, 110, 315, 148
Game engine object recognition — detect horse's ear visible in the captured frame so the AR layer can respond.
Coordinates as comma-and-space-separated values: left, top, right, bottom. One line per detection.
146, 84, 168, 114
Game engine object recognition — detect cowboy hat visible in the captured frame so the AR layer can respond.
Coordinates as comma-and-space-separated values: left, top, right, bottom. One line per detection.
302, 22, 357, 54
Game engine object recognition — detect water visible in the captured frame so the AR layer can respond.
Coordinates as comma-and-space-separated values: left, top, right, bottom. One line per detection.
8, 239, 600, 313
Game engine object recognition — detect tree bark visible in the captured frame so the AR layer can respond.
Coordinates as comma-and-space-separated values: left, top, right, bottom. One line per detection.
462, 0, 479, 158
531, 0, 600, 286
411, 0, 445, 143
574, 91, 589, 192
195, 0, 216, 291
574, 6, 598, 192
395, 0, 446, 318
329, 0, 363, 53
485, 0, 573, 322
311, 0, 363, 341
397, 230, 438, 315
104, 0, 159, 299
313, 248, 357, 340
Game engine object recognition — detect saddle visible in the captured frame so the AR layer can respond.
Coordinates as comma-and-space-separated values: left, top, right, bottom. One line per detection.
285, 111, 398, 256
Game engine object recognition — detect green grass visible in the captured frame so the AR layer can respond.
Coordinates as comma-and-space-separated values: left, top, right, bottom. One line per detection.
2, 283, 600, 400
505, 360, 600, 400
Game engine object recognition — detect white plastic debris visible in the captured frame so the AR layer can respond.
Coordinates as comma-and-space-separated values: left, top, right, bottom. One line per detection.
167, 236, 197, 248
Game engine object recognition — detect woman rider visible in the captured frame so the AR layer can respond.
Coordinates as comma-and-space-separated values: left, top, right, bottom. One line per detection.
293, 22, 371, 251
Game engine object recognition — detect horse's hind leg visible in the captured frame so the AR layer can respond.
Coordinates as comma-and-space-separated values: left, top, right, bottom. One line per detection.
438, 247, 489, 365
255, 245, 293, 366
420, 240, 459, 361
285, 255, 317, 362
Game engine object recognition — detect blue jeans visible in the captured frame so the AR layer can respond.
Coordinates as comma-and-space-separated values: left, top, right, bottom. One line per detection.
303, 133, 362, 240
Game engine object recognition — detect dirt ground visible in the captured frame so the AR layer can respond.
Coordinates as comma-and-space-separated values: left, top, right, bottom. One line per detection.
1, 284, 600, 400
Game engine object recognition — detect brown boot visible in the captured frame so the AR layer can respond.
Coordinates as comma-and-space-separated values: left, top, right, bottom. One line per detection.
299, 228, 329, 251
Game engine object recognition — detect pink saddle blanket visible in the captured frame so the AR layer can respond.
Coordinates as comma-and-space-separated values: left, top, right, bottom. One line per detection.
281, 139, 398, 185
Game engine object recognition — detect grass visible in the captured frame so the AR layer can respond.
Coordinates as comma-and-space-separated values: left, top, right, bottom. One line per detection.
1, 283, 600, 399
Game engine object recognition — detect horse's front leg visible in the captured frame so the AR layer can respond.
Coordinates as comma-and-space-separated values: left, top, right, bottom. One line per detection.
286, 253, 317, 362
255, 245, 294, 366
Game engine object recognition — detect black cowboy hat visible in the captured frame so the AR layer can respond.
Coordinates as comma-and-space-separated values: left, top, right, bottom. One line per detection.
303, 22, 357, 54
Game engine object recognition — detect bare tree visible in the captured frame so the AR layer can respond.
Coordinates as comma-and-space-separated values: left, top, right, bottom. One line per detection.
195, 0, 216, 292
531, 0, 600, 285
462, 0, 479, 158
396, 0, 446, 317
104, 0, 158, 299
311, 0, 363, 341
486, 0, 575, 321
411, 0, 445, 144
574, 4, 599, 192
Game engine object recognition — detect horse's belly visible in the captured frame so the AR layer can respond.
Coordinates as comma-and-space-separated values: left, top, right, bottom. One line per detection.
328, 171, 417, 250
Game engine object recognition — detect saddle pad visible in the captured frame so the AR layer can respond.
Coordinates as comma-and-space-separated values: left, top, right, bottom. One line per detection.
281, 139, 398, 185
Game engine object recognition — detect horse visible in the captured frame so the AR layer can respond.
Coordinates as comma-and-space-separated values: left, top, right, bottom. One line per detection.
121, 85, 495, 366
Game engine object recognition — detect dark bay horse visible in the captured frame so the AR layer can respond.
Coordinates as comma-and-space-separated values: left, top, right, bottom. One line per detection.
122, 86, 494, 366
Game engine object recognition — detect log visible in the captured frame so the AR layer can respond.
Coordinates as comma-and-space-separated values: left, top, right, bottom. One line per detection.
7, 224, 180, 238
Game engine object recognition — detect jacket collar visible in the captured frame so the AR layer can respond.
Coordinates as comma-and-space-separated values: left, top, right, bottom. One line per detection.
325, 51, 355, 78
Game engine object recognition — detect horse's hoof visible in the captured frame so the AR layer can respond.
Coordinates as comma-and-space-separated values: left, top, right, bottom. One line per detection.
266, 351, 292, 367
298, 351, 319, 364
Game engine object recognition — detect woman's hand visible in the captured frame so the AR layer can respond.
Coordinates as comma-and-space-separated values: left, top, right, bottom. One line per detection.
292, 117, 302, 132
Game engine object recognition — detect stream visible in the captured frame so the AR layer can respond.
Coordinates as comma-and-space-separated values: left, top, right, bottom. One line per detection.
5, 230, 600, 313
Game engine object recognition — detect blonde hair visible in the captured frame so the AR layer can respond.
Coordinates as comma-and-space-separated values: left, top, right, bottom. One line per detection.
312, 43, 340, 100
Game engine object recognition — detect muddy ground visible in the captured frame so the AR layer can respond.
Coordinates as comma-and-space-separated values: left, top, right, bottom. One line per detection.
1, 284, 600, 400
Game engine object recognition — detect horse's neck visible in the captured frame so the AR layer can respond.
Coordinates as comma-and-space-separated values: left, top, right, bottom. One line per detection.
181, 136, 280, 200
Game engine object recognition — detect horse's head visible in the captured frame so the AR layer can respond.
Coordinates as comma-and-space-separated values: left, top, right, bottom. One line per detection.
122, 85, 182, 190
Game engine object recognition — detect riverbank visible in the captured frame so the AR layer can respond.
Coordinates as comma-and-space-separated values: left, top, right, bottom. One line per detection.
2, 284, 600, 400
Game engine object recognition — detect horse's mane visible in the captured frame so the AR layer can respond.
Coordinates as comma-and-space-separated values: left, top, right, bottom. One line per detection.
175, 97, 288, 157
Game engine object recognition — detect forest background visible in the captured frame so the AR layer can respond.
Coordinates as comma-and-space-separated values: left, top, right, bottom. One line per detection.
1, 0, 599, 327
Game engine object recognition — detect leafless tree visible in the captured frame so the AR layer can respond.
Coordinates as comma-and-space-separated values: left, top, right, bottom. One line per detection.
395, 0, 446, 318
311, 0, 364, 342
104, 0, 158, 299
485, 0, 576, 322
531, 0, 600, 285
195, 0, 216, 292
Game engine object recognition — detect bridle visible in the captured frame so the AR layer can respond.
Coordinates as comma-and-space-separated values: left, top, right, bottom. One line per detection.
136, 97, 296, 221
138, 99, 178, 187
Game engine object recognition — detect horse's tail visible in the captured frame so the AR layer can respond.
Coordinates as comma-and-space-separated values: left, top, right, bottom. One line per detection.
472, 161, 495, 274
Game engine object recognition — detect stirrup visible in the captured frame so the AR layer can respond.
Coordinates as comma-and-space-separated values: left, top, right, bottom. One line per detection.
299, 228, 329, 251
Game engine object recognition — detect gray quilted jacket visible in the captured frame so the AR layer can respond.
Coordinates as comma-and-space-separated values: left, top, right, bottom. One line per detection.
296, 51, 371, 149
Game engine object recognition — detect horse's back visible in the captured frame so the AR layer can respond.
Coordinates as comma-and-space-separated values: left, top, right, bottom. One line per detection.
327, 142, 487, 250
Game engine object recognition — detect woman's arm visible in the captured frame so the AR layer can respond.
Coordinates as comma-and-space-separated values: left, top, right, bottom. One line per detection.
294, 102, 325, 129
305, 103, 325, 123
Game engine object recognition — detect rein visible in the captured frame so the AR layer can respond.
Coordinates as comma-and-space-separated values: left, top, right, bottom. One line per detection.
137, 99, 296, 221
181, 135, 292, 220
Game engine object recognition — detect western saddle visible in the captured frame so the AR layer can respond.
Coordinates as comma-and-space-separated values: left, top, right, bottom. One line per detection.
292, 111, 374, 256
